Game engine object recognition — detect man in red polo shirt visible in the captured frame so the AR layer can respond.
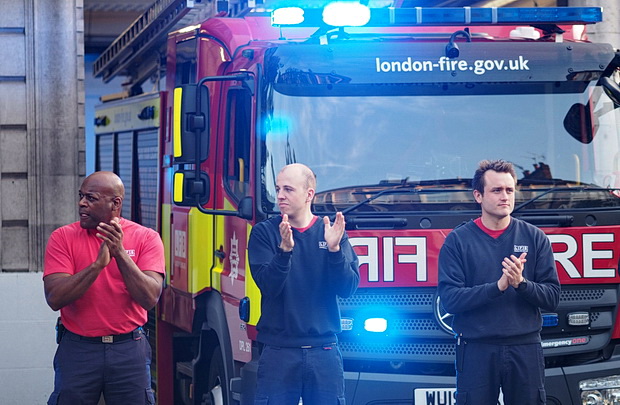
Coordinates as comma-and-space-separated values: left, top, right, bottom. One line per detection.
43, 171, 165, 404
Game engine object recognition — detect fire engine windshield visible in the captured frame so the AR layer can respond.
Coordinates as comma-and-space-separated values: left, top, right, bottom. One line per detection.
258, 43, 620, 214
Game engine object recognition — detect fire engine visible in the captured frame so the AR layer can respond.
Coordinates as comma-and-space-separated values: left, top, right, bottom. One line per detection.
93, 1, 620, 404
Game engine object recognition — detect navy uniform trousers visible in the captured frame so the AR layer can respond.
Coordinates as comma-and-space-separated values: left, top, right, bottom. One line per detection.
254, 344, 346, 405
48, 328, 154, 405
456, 340, 546, 405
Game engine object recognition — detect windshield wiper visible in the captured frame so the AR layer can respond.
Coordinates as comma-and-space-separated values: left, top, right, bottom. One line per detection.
340, 187, 417, 216
338, 186, 474, 216
513, 186, 620, 213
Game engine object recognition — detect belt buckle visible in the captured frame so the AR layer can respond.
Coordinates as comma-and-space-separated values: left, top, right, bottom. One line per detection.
102, 336, 114, 343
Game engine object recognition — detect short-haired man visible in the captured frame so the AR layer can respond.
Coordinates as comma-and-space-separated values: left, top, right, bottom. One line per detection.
43, 171, 165, 404
438, 159, 560, 405
248, 163, 360, 404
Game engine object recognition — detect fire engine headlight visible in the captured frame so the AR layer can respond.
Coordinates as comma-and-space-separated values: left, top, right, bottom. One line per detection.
568, 312, 590, 326
582, 391, 603, 405
341, 317, 354, 331
580, 375, 620, 405
364, 317, 387, 333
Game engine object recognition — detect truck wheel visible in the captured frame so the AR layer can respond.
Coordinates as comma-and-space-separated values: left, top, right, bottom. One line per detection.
202, 345, 227, 405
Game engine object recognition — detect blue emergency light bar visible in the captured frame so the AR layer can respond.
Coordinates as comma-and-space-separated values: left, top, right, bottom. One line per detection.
271, 4, 602, 28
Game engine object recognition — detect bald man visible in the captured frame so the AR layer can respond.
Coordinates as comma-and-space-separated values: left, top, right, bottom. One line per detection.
43, 171, 165, 404
248, 164, 360, 405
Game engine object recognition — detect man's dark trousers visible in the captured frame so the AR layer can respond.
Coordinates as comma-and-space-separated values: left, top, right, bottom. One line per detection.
254, 344, 346, 405
456, 340, 546, 404
48, 328, 154, 405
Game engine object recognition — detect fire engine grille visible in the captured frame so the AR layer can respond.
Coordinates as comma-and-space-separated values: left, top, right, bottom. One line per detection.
338, 288, 454, 364
559, 288, 605, 302
340, 341, 456, 361
338, 285, 620, 366
393, 318, 440, 333
542, 286, 619, 351
340, 292, 435, 308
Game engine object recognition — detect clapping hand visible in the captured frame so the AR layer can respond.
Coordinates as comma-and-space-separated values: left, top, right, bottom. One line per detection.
324, 212, 345, 252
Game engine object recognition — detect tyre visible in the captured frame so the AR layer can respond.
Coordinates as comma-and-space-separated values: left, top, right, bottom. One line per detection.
202, 345, 227, 405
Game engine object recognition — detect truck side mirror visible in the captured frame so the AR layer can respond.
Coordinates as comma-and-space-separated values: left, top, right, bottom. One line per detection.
173, 170, 210, 207
237, 196, 254, 220
173, 84, 210, 164
563, 102, 596, 144
600, 76, 620, 107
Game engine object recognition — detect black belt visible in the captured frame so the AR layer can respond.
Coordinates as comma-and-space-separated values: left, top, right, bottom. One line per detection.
300, 343, 337, 349
70, 328, 142, 344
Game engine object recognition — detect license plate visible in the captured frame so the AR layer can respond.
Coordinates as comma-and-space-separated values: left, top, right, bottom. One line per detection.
414, 388, 504, 405
414, 388, 456, 405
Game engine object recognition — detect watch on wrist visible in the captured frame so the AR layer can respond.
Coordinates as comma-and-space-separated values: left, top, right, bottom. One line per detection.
517, 277, 527, 291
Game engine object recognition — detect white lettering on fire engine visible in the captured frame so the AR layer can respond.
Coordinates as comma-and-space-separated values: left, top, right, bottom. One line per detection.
350, 236, 427, 282
547, 234, 579, 277
174, 230, 187, 259
547, 233, 615, 278
375, 56, 530, 76
351, 233, 617, 283
229, 232, 240, 283
238, 339, 251, 353
350, 237, 378, 281
395, 237, 427, 282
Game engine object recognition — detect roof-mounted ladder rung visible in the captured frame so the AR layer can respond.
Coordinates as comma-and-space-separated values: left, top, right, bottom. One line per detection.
92, 0, 272, 83
93, 0, 211, 82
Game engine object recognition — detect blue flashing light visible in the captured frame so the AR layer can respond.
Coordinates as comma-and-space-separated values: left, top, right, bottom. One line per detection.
265, 116, 293, 139
323, 2, 371, 27
489, 7, 602, 25
364, 317, 388, 333
270, 6, 602, 28
395, 7, 603, 26
542, 313, 559, 328
271, 7, 304, 26
239, 297, 250, 322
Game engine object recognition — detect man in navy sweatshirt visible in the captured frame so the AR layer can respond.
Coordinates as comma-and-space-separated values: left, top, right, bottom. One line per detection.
438, 159, 560, 405
248, 163, 359, 405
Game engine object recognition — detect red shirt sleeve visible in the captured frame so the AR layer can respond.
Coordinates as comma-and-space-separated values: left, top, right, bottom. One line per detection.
43, 228, 75, 277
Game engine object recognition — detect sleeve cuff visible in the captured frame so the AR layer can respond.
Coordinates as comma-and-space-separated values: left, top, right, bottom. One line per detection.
327, 250, 345, 263
274, 247, 292, 263
486, 282, 504, 299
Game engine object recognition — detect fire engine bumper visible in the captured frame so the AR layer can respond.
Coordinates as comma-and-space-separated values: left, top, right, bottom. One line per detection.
345, 371, 457, 405
345, 371, 563, 405
560, 346, 620, 404
239, 348, 620, 404
345, 349, 620, 405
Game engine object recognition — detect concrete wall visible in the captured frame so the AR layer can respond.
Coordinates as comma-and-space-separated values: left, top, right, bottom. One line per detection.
0, 273, 57, 404
0, 0, 84, 274
0, 0, 83, 403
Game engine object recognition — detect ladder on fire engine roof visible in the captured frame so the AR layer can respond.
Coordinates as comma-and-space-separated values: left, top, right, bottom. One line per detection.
92, 0, 263, 86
